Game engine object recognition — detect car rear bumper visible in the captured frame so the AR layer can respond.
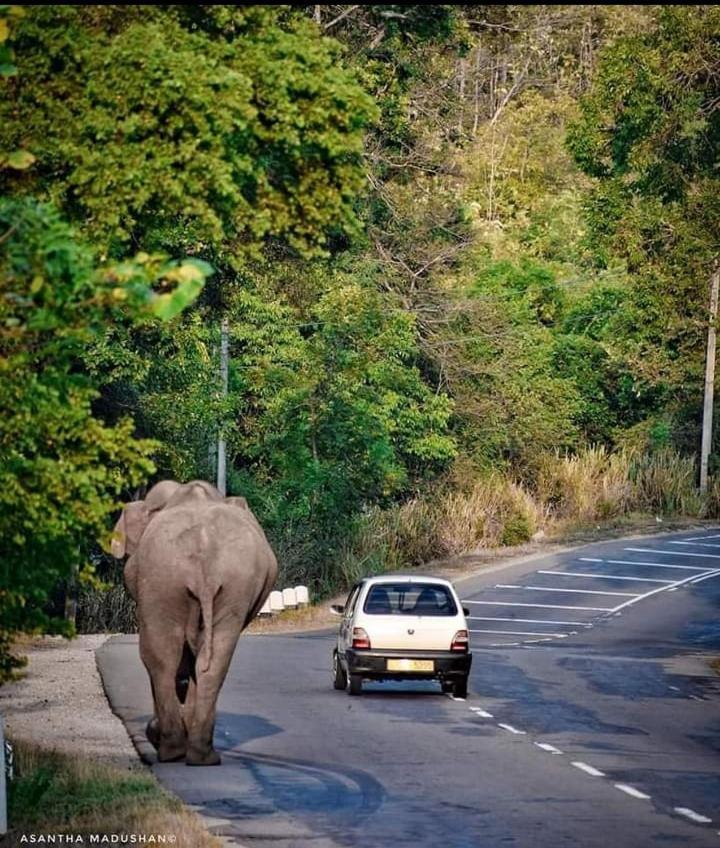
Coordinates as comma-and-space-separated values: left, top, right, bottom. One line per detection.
344, 648, 472, 680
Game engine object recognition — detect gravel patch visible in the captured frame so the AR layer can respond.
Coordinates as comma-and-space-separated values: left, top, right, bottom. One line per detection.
0, 634, 142, 770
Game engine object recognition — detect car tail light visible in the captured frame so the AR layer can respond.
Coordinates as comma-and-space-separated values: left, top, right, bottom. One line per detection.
352, 627, 371, 649
451, 630, 469, 652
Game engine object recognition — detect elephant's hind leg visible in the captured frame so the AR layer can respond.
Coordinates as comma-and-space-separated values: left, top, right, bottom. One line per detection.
186, 618, 243, 766
140, 623, 187, 763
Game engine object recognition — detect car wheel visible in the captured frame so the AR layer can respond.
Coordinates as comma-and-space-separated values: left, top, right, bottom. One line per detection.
441, 679, 454, 694
453, 676, 468, 699
333, 650, 348, 690
349, 674, 363, 696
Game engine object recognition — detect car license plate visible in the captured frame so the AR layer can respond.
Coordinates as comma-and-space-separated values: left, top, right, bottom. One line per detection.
386, 659, 434, 672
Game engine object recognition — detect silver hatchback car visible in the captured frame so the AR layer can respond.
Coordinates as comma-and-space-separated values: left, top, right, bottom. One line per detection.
331, 575, 472, 697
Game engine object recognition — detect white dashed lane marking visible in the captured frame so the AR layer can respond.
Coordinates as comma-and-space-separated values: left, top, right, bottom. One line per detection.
458, 533, 720, 829
469, 707, 494, 718
615, 784, 651, 800
674, 807, 712, 824
534, 742, 563, 755
497, 723, 526, 735
571, 761, 605, 777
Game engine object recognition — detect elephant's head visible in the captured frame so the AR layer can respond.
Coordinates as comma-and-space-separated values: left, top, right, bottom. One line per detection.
111, 479, 182, 559
164, 479, 223, 510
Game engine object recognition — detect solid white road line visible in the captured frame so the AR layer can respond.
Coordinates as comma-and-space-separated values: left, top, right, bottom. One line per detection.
614, 784, 651, 800
625, 546, 720, 560
684, 533, 720, 541
571, 761, 605, 777
609, 569, 720, 613
674, 807, 712, 824
498, 723, 526, 735
582, 557, 708, 571
517, 585, 638, 597
671, 541, 720, 549
534, 742, 563, 755
469, 629, 570, 637
495, 584, 523, 589
689, 569, 720, 585
468, 616, 593, 627
464, 600, 613, 611
537, 571, 675, 583
538, 570, 673, 584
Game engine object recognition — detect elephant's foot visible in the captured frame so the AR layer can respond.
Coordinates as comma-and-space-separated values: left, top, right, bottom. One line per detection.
186, 746, 221, 766
157, 735, 187, 763
145, 718, 160, 750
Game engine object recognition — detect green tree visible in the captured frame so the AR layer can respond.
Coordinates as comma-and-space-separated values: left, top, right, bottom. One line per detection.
0, 198, 211, 680
567, 5, 720, 448
0, 5, 375, 260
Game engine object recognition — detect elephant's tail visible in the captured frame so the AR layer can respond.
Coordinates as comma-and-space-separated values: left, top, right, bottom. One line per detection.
198, 588, 216, 674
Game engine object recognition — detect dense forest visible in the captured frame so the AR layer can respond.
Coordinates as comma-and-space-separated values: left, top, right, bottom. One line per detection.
2, 5, 719, 677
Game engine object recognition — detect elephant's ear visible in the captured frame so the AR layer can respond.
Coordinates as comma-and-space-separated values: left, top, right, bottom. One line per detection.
226, 496, 249, 510
111, 501, 148, 559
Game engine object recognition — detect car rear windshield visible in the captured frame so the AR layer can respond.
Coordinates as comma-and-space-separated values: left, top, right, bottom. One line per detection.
363, 583, 458, 616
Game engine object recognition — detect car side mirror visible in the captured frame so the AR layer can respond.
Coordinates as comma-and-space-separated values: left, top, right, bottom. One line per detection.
329, 604, 345, 616
463, 607, 470, 617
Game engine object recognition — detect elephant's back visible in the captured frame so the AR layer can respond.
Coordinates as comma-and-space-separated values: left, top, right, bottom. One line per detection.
138, 502, 275, 577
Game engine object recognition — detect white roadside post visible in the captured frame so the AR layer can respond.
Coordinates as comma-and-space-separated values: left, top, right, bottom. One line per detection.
269, 591, 285, 615
0, 717, 7, 837
258, 597, 272, 617
295, 585, 310, 608
282, 588, 298, 610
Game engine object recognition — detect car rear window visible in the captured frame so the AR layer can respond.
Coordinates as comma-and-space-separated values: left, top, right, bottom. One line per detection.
363, 582, 458, 616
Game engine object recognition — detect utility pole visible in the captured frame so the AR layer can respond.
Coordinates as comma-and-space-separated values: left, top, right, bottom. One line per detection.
700, 266, 720, 493
216, 317, 229, 496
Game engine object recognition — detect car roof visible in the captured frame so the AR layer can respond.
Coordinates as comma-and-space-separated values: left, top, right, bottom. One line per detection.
361, 574, 454, 588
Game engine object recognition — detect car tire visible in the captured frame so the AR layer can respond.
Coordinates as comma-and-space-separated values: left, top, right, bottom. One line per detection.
349, 674, 363, 696
453, 676, 468, 699
333, 650, 347, 690
441, 679, 454, 694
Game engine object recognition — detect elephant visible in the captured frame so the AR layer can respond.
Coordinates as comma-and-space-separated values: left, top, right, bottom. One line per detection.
111, 479, 278, 766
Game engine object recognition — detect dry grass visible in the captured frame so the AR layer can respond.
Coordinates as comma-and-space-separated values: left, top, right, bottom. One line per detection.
5, 738, 223, 848
77, 582, 137, 633
341, 446, 713, 576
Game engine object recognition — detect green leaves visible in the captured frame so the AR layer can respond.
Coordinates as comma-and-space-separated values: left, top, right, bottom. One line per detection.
0, 198, 213, 679
568, 5, 720, 448
151, 260, 212, 321
3, 149, 35, 169
0, 7, 375, 259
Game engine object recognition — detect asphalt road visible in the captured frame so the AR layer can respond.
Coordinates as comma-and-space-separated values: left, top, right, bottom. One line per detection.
98, 529, 720, 847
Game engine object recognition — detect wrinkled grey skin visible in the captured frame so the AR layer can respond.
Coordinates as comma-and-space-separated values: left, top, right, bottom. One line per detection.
111, 480, 278, 765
